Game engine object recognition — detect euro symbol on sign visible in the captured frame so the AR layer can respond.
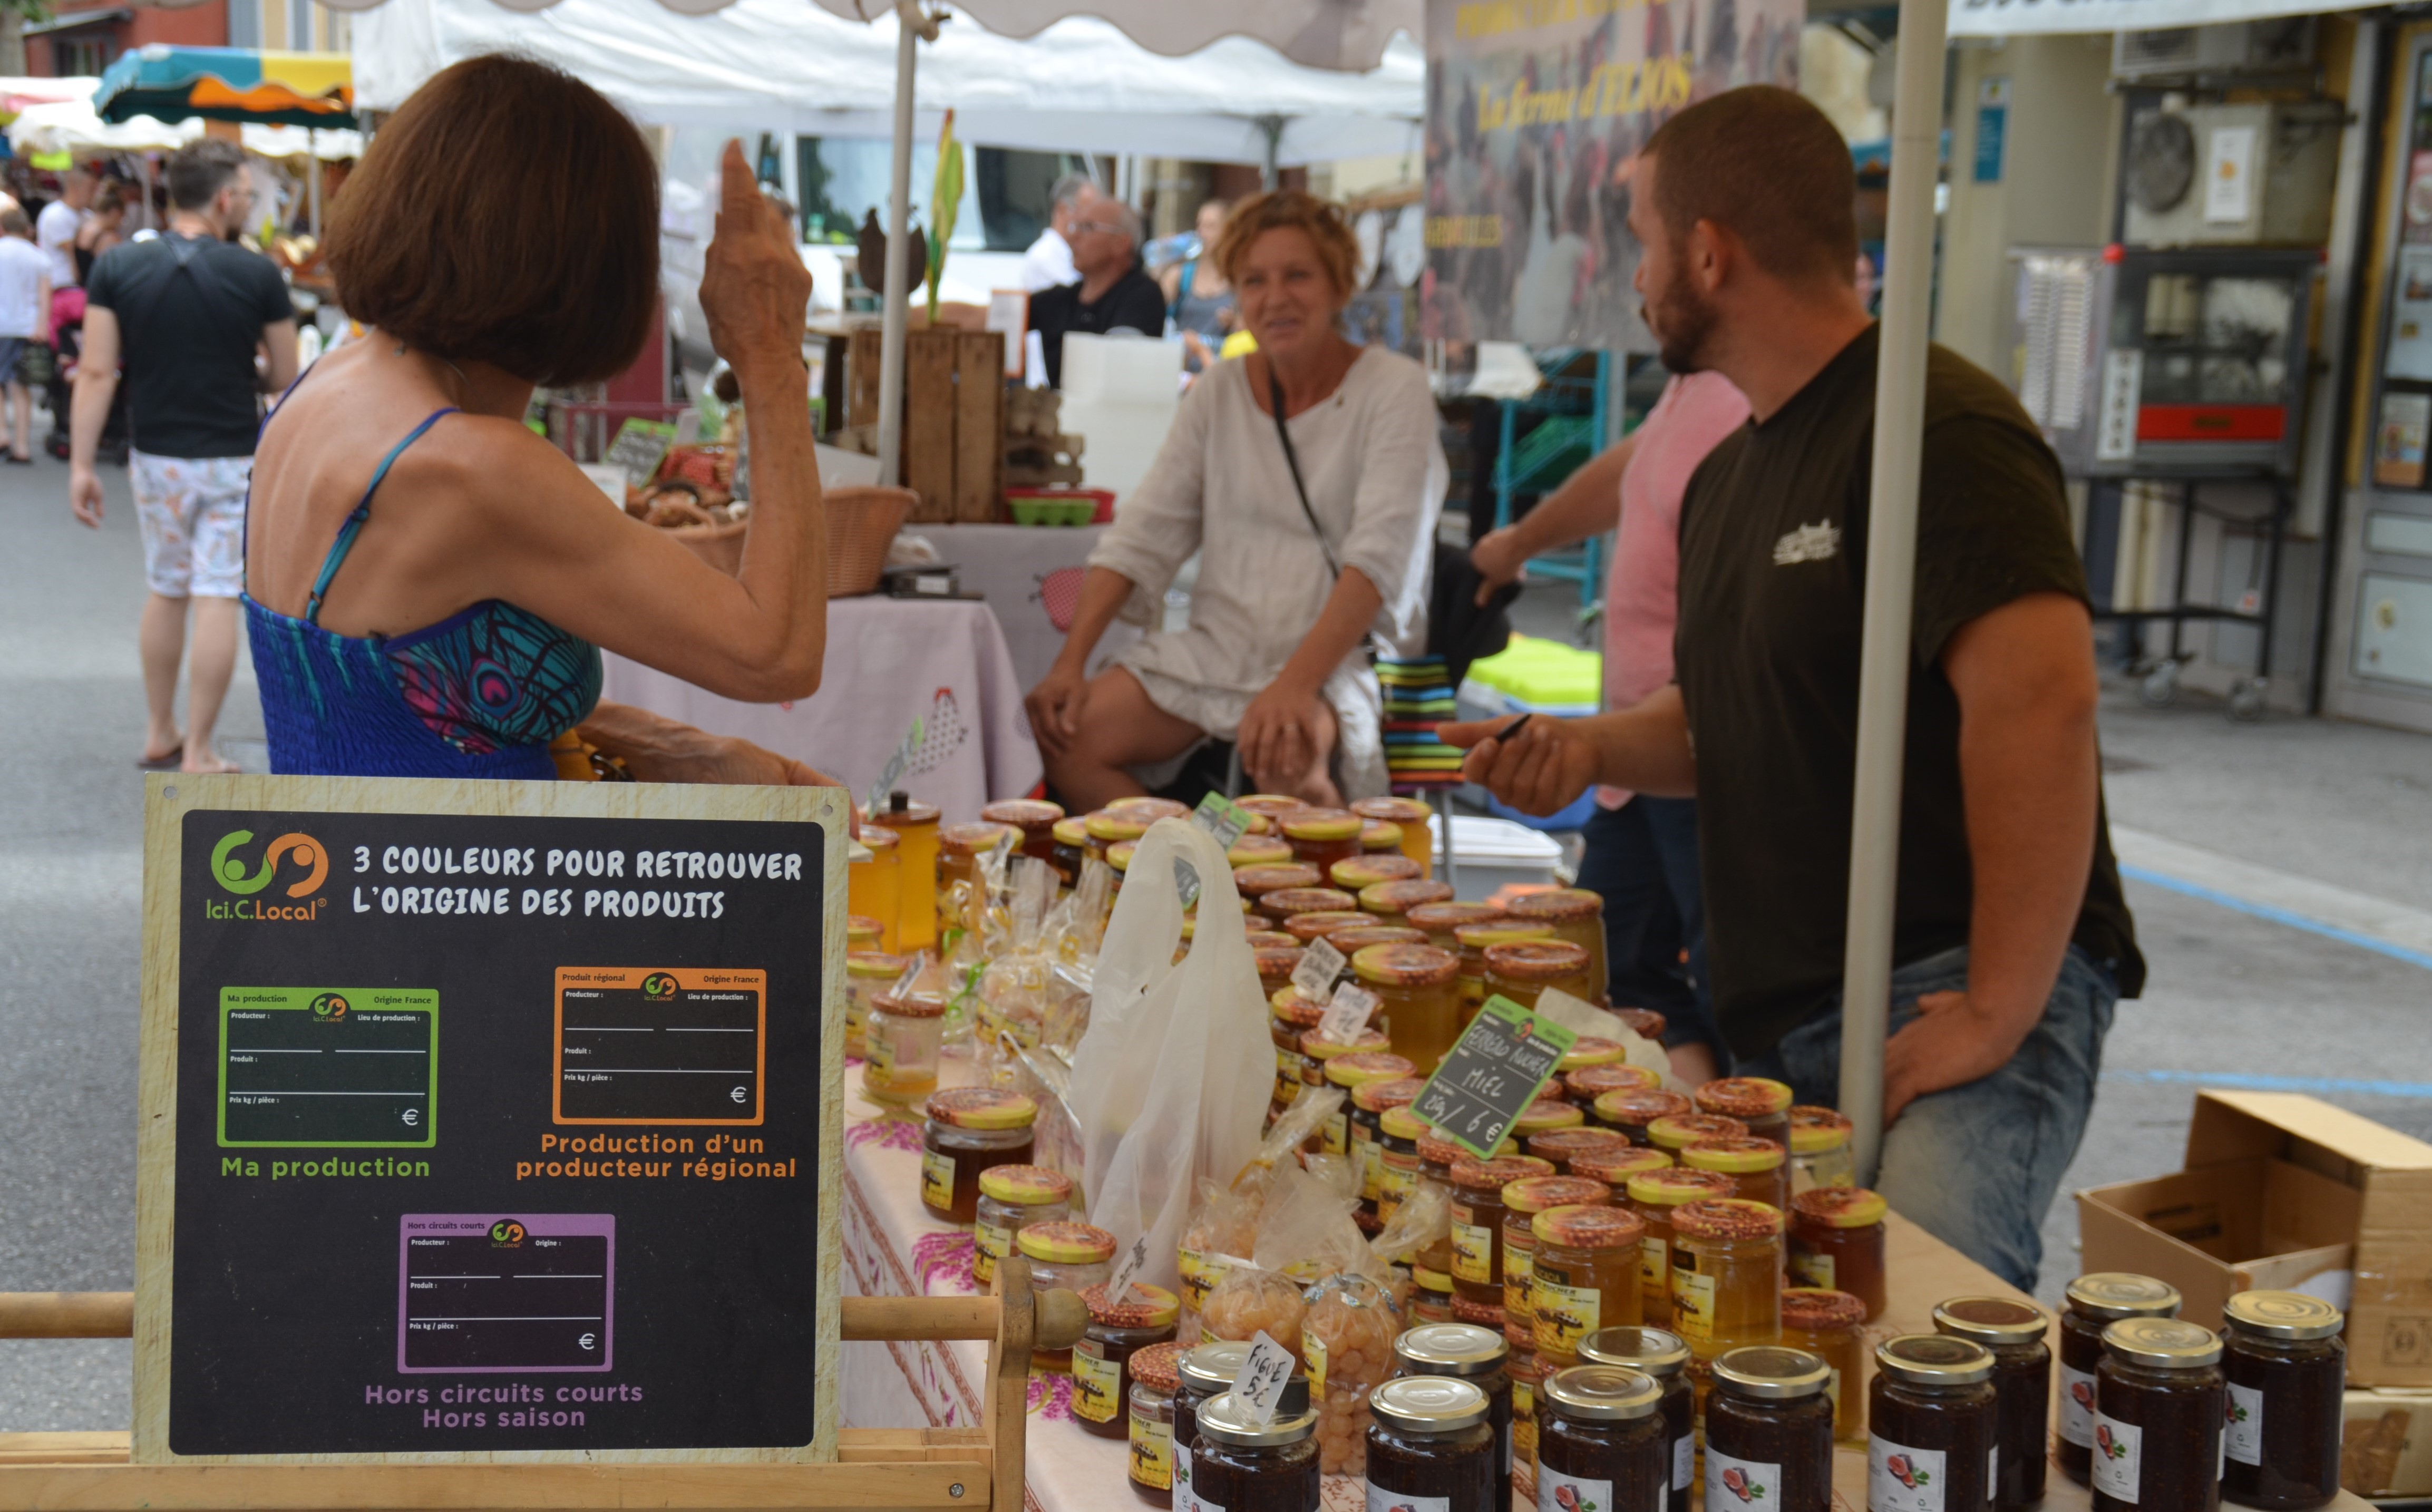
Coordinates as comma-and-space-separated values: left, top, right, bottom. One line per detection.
402, 1108, 420, 1127
579, 1333, 596, 1351
731, 1086, 747, 1103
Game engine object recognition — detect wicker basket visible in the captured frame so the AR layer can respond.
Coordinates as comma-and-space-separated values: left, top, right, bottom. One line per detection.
665, 485, 914, 596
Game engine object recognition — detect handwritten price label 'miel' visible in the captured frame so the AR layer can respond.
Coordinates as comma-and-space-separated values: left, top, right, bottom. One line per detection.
1233, 1330, 1298, 1427
1410, 993, 1578, 1159
1291, 938, 1347, 1003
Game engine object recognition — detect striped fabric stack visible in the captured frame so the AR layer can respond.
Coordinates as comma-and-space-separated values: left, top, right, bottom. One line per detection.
1376, 657, 1464, 788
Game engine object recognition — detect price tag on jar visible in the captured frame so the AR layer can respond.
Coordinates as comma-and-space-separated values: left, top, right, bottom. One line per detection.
1233, 1330, 1298, 1427
1316, 983, 1378, 1046
1409, 993, 1577, 1159
1292, 938, 1347, 1004
1191, 793, 1251, 851
1105, 1234, 1152, 1306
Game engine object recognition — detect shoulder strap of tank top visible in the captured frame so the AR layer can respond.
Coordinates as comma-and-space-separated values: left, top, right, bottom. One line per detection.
303, 407, 459, 625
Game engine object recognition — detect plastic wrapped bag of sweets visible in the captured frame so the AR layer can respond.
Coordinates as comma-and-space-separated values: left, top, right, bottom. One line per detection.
1303, 1271, 1403, 1476
1179, 1089, 1345, 1342
976, 857, 1061, 1059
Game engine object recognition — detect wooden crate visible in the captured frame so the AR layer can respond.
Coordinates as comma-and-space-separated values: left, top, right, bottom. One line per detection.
848, 327, 1006, 524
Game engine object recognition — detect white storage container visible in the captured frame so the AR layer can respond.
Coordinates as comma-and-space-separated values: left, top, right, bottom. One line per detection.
1430, 814, 1564, 902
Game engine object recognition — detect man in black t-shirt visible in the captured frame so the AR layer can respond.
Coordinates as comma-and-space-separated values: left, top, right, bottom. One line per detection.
1443, 87, 2142, 1290
1027, 187, 1167, 388
69, 138, 297, 775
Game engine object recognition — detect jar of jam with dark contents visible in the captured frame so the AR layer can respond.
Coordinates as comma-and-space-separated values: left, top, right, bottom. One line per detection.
1074, 1282, 1182, 1438
1396, 1321, 1516, 1493
1509, 887, 1609, 1001
1281, 807, 1366, 872
1360, 877, 1458, 923
1269, 987, 1328, 1109
1646, 1112, 1748, 1157
981, 797, 1065, 863
1317, 1048, 1412, 1157
1450, 1155, 1557, 1305
1189, 1391, 1322, 1512
1502, 1176, 1613, 1328
2058, 1274, 2182, 1486
1046, 816, 1089, 887
1692, 1078, 1794, 1150
1539, 1366, 1668, 1512
1283, 909, 1373, 946
1455, 921, 1556, 1010
1623, 1168, 1737, 1320
1787, 1187, 1888, 1320
1682, 1136, 1790, 1217
1332, 853, 1422, 892
1354, 794, 1436, 874
972, 1164, 1074, 1286
1786, 1106, 1857, 1195
1301, 1026, 1393, 1120
1529, 1126, 1634, 1176
1565, 1064, 1662, 1106
1410, 900, 1509, 952
1379, 1106, 1433, 1226
1351, 1076, 1428, 1213
1368, 1375, 1499, 1512
1870, 1334, 1999, 1512
2220, 1291, 2345, 1511
2093, 1318, 2224, 1512
1176, 1340, 1307, 1511
1531, 1204, 1649, 1364
1594, 1088, 1694, 1144
1128, 1340, 1184, 1505
1483, 940, 1594, 1011
1417, 1130, 1503, 1274
1510, 1342, 1546, 1471
1413, 1266, 1456, 1323
1782, 1288, 1867, 1443
1355, 942, 1465, 1075
1258, 886, 1358, 924
1705, 1346, 1836, 1512
1571, 1146, 1674, 1199
1934, 1295, 2052, 1507
920, 1088, 1037, 1223
1668, 1199, 1784, 1363
1234, 862, 1325, 909
1229, 833, 1296, 870
1578, 1326, 1696, 1512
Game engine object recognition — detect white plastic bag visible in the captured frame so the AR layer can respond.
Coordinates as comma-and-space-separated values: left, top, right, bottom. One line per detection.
1068, 818, 1271, 1295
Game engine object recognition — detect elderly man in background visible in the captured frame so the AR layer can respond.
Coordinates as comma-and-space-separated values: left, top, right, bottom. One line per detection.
1027, 187, 1166, 389
1018, 172, 1091, 293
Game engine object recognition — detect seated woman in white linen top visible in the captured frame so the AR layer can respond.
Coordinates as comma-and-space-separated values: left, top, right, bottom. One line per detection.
1023, 190, 1446, 810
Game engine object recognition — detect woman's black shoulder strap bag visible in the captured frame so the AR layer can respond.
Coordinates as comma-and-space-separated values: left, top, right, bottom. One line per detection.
1266, 363, 1516, 687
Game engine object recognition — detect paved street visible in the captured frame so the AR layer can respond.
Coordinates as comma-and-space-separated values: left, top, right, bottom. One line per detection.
2, 468, 2428, 1427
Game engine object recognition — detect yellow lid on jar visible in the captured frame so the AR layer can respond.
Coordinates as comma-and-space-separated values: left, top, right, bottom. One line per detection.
847, 950, 910, 979
1791, 1187, 1888, 1230
1382, 1105, 1433, 1142
1558, 1038, 1626, 1071
1050, 817, 1089, 846
1269, 986, 1329, 1027
1083, 1281, 1181, 1329
1646, 1113, 1748, 1152
1670, 1198, 1784, 1242
1355, 1077, 1428, 1114
1352, 942, 1461, 988
1107, 840, 1137, 873
981, 798, 1064, 828
1361, 820, 1404, 851
1513, 1099, 1583, 1137
1085, 811, 1151, 843
1694, 1077, 1795, 1121
1532, 1203, 1647, 1250
1456, 921, 1553, 951
925, 1087, 1039, 1130
1409, 902, 1507, 935
1681, 1136, 1786, 1175
1624, 1168, 1740, 1207
1017, 1221, 1117, 1265
1571, 1146, 1674, 1185
1228, 834, 1295, 868
1510, 887, 1602, 923
1281, 808, 1364, 842
978, 1164, 1074, 1207
1234, 863, 1324, 895
1788, 1105, 1853, 1154
939, 821, 1014, 856
857, 825, 901, 852
1260, 887, 1358, 917
1287, 910, 1376, 943
1414, 1264, 1454, 1293
1326, 1051, 1418, 1090
847, 914, 884, 945
1303, 1028, 1392, 1061
1502, 1175, 1610, 1216
1352, 796, 1431, 824
1107, 796, 1191, 822
1360, 879, 1457, 916
1331, 854, 1422, 891
1484, 940, 1591, 981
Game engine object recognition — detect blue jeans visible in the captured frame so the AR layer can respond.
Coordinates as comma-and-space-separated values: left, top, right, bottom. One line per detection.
1577, 796, 1727, 1064
1739, 943, 2119, 1291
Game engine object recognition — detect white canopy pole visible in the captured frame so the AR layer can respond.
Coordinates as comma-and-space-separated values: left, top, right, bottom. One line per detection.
1837, 0, 1946, 1183
874, 1, 923, 489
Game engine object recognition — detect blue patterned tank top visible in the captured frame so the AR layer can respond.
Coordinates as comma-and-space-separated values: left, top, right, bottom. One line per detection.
245, 407, 604, 779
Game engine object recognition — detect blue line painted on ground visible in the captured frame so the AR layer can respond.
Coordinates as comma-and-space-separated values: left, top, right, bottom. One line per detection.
2119, 864, 2432, 973
2104, 1068, 2432, 1100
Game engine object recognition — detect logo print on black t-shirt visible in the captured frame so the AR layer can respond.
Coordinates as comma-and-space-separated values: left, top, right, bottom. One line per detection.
1771, 522, 1842, 566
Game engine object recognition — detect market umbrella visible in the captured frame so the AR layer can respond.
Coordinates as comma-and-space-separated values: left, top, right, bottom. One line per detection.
93, 46, 356, 129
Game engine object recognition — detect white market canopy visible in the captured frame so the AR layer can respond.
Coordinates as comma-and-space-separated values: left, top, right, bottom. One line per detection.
1947, 0, 2348, 37
352, 0, 1420, 164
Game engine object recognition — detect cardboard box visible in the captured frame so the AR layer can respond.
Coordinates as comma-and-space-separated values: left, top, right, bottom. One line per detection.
2343, 1388, 2432, 1498
2077, 1090, 2432, 1387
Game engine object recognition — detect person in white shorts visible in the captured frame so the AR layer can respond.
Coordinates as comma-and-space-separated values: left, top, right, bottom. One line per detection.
0, 208, 51, 464
68, 140, 297, 773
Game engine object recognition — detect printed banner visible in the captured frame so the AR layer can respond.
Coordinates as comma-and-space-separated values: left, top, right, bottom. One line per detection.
1422, 0, 1804, 355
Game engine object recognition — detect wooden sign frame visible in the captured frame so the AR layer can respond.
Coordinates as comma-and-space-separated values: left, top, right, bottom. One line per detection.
132, 775, 848, 1467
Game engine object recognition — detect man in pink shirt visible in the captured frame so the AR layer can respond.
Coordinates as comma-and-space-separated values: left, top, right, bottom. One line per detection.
1468, 369, 1749, 1080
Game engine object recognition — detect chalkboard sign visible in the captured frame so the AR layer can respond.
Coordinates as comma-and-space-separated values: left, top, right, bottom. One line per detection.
133, 777, 847, 1466
1409, 994, 1578, 1159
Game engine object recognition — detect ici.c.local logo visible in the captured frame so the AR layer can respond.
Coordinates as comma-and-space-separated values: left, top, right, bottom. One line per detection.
489, 1219, 528, 1247
202, 829, 329, 922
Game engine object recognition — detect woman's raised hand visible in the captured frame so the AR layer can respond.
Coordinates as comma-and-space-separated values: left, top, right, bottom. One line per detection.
701, 139, 812, 381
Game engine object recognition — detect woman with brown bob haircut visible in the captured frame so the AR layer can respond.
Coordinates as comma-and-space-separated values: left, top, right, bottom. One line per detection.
244, 54, 838, 785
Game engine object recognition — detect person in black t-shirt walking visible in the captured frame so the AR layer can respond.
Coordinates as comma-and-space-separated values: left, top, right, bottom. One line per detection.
69, 138, 298, 774
1441, 86, 2143, 1290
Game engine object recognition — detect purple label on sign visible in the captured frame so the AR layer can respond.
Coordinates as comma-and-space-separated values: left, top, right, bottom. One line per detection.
398, 1214, 615, 1373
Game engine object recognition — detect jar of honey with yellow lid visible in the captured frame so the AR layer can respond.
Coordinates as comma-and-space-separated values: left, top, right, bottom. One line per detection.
1448, 1154, 1556, 1306
1360, 819, 1404, 855
1352, 795, 1434, 874
1646, 1111, 1747, 1156
1360, 878, 1457, 923
1528, 1125, 1634, 1177
1083, 808, 1149, 865
1236, 793, 1308, 824
1350, 1076, 1427, 1215
847, 914, 884, 950
1509, 887, 1609, 1000
1692, 1077, 1794, 1150
1253, 945, 1302, 998
1227, 833, 1295, 869
1269, 986, 1328, 1108
1257, 886, 1358, 924
1502, 1176, 1612, 1329
1453, 920, 1554, 1006
1377, 1105, 1435, 1226
1283, 909, 1375, 945
1571, 1145, 1673, 1198
1332, 853, 1421, 891
1514, 1098, 1585, 1143
1532, 1204, 1649, 1363
1625, 1167, 1739, 1319
1320, 1050, 1417, 1158
1232, 862, 1321, 905
1668, 1198, 1784, 1361
849, 824, 902, 951
1787, 1105, 1857, 1194
1595, 1088, 1694, 1144
1567, 1063, 1661, 1106
1048, 817, 1088, 887
1787, 1187, 1887, 1320
1683, 1135, 1790, 1217
979, 798, 1063, 862
1280, 807, 1365, 872
1332, 925, 1426, 954
1352, 942, 1463, 1074
1407, 900, 1506, 951
1483, 940, 1593, 1010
